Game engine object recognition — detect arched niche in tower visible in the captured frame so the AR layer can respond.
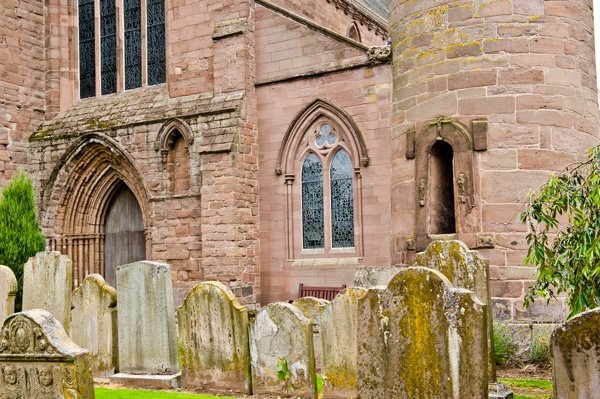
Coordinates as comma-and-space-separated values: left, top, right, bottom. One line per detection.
156, 118, 193, 194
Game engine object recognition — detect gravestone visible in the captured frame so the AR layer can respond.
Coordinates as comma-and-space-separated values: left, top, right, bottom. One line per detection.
354, 265, 401, 288
357, 267, 488, 399
552, 308, 600, 399
292, 296, 329, 372
249, 302, 317, 398
411, 240, 497, 382
111, 261, 180, 389
22, 252, 73, 332
177, 281, 251, 394
71, 274, 118, 378
0, 309, 95, 398
320, 287, 367, 399
0, 265, 17, 324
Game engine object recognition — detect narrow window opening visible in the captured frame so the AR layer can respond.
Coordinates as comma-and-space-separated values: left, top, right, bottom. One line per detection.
100, 0, 117, 94
125, 0, 142, 90
302, 153, 324, 249
348, 23, 361, 42
429, 141, 455, 234
331, 149, 354, 247
147, 0, 166, 85
79, 0, 96, 98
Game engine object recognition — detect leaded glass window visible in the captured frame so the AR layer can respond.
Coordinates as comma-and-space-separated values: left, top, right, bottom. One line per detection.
302, 154, 324, 249
147, 0, 166, 85
330, 150, 354, 247
100, 0, 117, 95
79, 0, 96, 99
125, 0, 142, 90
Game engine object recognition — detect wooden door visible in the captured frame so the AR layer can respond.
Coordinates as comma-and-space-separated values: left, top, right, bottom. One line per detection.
104, 185, 146, 287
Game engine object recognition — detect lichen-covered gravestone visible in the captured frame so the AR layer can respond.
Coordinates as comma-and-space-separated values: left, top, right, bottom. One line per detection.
353, 265, 402, 288
552, 308, 600, 399
111, 261, 180, 388
320, 287, 367, 399
22, 252, 73, 332
177, 281, 251, 394
250, 302, 317, 398
357, 267, 488, 399
0, 309, 95, 398
0, 265, 17, 324
292, 296, 329, 372
71, 274, 118, 378
411, 240, 497, 381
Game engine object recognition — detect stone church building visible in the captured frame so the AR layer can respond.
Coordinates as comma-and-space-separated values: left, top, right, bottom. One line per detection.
1, 0, 598, 319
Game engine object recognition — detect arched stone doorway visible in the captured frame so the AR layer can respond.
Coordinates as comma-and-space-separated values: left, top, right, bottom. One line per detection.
103, 183, 146, 287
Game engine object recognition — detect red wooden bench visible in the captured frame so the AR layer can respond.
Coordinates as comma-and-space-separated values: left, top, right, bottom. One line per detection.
298, 283, 347, 301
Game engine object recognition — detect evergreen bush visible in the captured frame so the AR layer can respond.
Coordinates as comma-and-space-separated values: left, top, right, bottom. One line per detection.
0, 169, 46, 311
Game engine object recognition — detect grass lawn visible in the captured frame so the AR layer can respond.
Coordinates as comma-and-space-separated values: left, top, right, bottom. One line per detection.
499, 378, 553, 399
95, 388, 238, 399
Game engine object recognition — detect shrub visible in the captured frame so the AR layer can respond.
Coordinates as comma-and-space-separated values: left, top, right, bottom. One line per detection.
529, 331, 552, 367
0, 170, 46, 311
493, 320, 520, 367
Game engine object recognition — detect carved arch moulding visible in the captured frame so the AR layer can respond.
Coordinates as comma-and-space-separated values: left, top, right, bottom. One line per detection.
154, 118, 194, 156
406, 117, 488, 252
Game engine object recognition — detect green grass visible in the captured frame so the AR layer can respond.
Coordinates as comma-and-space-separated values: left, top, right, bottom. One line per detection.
95, 388, 238, 399
500, 378, 553, 399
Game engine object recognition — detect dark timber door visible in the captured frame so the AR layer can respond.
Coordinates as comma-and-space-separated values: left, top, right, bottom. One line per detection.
104, 184, 146, 287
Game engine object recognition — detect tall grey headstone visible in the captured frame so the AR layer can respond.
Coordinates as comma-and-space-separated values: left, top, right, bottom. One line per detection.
292, 296, 329, 372
22, 251, 73, 332
0, 265, 17, 324
71, 274, 118, 378
552, 308, 600, 399
178, 281, 251, 394
320, 287, 367, 399
357, 267, 488, 399
0, 309, 95, 398
250, 302, 317, 398
112, 261, 180, 388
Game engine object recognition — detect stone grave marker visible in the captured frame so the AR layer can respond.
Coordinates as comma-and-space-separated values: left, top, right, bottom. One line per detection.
0, 309, 95, 398
71, 274, 118, 378
292, 296, 329, 372
357, 267, 488, 399
249, 302, 317, 398
22, 252, 72, 332
354, 265, 401, 288
320, 287, 367, 399
177, 281, 251, 394
552, 308, 600, 399
0, 265, 17, 324
111, 261, 180, 388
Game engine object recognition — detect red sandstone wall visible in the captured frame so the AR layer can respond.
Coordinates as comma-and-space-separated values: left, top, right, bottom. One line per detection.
0, 0, 46, 184
389, 0, 600, 321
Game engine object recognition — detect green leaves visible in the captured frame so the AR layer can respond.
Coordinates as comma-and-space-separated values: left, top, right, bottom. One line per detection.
521, 145, 600, 318
276, 357, 294, 393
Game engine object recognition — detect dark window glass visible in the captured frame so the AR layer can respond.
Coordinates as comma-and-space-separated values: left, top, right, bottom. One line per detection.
330, 150, 354, 247
124, 0, 142, 89
79, 0, 96, 98
147, 0, 166, 85
100, 0, 117, 94
302, 154, 324, 249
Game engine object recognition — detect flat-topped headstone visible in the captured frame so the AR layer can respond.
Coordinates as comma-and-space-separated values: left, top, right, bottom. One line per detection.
552, 308, 600, 399
22, 252, 73, 332
250, 302, 317, 398
0, 309, 95, 398
357, 267, 488, 399
0, 265, 17, 324
178, 281, 251, 394
353, 265, 402, 288
71, 274, 118, 378
112, 261, 179, 388
292, 297, 329, 372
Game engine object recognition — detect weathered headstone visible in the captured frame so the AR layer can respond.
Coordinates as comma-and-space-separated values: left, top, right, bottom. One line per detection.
71, 274, 118, 378
177, 281, 251, 394
320, 287, 367, 399
354, 265, 401, 288
0, 309, 95, 398
0, 265, 17, 324
249, 302, 317, 398
357, 267, 488, 399
292, 296, 329, 372
111, 261, 180, 388
411, 240, 497, 382
22, 252, 73, 332
552, 308, 600, 399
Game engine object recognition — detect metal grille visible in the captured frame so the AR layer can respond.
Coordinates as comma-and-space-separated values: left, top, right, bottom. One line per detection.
302, 154, 324, 249
100, 0, 117, 94
147, 0, 166, 85
79, 0, 96, 98
330, 150, 354, 247
125, 0, 142, 89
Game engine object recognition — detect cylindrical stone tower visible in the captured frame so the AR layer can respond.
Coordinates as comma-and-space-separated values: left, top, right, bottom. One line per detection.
389, 0, 599, 321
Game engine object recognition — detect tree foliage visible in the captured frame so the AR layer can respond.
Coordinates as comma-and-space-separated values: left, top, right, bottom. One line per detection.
521, 145, 600, 318
0, 170, 46, 311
